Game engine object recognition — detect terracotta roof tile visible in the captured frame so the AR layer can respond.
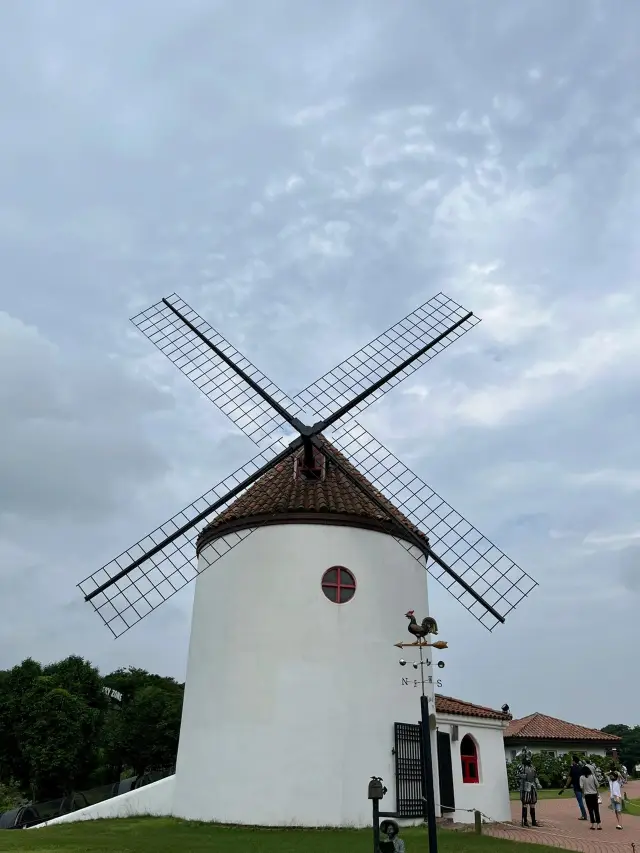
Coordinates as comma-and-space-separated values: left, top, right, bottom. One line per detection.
435, 694, 511, 721
197, 438, 429, 550
504, 712, 621, 742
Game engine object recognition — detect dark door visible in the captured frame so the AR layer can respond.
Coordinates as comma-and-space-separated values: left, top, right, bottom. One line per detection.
393, 722, 423, 817
437, 731, 455, 813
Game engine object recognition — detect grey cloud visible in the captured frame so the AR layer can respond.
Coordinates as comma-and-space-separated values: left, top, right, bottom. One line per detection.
619, 548, 640, 593
0, 311, 173, 521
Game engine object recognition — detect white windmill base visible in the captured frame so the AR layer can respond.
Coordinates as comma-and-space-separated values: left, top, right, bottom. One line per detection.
172, 523, 436, 826
38, 523, 442, 828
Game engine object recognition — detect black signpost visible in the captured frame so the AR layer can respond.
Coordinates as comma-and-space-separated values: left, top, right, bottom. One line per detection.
420, 692, 438, 853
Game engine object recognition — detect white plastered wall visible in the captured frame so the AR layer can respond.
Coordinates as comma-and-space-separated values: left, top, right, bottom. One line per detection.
437, 714, 511, 825
172, 522, 435, 827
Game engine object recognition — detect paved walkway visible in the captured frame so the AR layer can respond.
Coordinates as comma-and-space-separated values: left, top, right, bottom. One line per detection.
484, 781, 640, 852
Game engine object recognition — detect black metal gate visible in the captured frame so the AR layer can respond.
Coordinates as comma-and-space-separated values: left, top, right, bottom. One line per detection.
393, 722, 424, 817
437, 731, 455, 813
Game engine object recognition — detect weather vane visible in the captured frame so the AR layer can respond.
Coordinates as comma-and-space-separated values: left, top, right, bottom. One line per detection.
393, 611, 448, 852
395, 611, 447, 696
394, 611, 448, 650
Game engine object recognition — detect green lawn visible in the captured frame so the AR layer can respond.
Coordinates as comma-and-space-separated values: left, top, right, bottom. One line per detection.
0, 817, 565, 853
625, 797, 640, 816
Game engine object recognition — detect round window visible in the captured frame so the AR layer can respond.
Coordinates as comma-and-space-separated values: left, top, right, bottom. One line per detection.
321, 566, 356, 604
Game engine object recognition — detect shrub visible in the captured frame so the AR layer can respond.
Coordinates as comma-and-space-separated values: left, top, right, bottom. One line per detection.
506, 752, 614, 790
0, 781, 23, 812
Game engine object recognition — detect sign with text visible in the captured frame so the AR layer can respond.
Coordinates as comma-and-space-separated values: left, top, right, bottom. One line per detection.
402, 676, 442, 688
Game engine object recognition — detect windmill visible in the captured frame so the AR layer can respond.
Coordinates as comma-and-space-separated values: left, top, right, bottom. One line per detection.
78, 293, 537, 827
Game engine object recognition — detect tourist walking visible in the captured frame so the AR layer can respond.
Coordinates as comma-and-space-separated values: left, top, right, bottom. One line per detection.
608, 771, 623, 830
580, 766, 601, 831
559, 755, 588, 820
518, 757, 541, 827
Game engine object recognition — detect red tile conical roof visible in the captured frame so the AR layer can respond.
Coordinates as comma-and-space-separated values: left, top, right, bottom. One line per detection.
197, 439, 429, 553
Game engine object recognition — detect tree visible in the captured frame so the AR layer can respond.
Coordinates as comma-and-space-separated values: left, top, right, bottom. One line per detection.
19, 680, 90, 798
43, 656, 108, 789
0, 656, 186, 799
115, 685, 183, 776
601, 724, 630, 738
0, 657, 112, 798
602, 724, 640, 773
0, 659, 43, 790
103, 667, 183, 702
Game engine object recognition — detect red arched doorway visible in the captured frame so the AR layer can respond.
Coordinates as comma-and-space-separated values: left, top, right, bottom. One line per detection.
460, 735, 479, 783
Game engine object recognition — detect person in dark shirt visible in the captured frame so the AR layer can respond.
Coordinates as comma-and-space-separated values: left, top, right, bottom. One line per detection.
559, 755, 588, 820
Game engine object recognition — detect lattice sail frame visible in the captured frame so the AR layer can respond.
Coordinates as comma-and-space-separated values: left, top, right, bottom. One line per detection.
294, 292, 479, 430
132, 293, 477, 445
131, 295, 301, 444
331, 424, 537, 630
78, 439, 291, 638
80, 292, 538, 637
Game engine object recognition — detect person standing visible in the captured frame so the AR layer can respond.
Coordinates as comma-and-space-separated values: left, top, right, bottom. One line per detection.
580, 766, 601, 830
559, 755, 588, 820
608, 771, 624, 831
584, 759, 603, 787
518, 757, 542, 827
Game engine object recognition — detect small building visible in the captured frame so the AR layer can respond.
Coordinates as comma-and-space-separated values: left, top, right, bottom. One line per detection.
504, 712, 621, 762
435, 695, 512, 825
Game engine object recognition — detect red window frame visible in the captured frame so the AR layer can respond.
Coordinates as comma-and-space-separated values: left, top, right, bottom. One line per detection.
321, 566, 356, 604
460, 735, 479, 784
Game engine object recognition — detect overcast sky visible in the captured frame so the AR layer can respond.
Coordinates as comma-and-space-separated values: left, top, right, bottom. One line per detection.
1, 1, 638, 729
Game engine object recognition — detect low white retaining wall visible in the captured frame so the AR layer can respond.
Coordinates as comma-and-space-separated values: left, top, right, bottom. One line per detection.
31, 774, 175, 828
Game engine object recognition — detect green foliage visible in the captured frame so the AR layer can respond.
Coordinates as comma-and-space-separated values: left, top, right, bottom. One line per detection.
0, 659, 44, 791
0, 780, 23, 812
114, 685, 183, 776
0, 656, 184, 802
19, 681, 89, 797
103, 667, 183, 703
602, 723, 640, 772
506, 751, 614, 790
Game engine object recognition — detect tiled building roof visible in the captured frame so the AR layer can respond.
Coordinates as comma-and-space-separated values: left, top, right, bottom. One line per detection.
435, 694, 512, 721
504, 712, 621, 742
197, 438, 429, 551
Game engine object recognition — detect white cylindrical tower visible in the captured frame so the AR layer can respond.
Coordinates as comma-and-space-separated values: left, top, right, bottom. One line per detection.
172, 444, 439, 827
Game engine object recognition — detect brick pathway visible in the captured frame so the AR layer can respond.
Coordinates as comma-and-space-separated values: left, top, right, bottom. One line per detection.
484, 781, 640, 852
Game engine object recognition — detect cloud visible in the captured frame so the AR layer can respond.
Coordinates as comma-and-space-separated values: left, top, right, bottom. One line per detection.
0, 0, 638, 728
0, 312, 173, 521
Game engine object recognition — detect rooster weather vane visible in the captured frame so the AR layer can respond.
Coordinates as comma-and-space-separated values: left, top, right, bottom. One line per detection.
405, 610, 438, 640
78, 293, 538, 637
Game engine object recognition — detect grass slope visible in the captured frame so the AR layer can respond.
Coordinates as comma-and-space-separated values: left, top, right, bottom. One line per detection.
1, 817, 564, 853
625, 797, 640, 816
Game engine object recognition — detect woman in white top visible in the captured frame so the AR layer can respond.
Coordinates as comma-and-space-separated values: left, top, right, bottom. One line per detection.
579, 766, 601, 830
608, 771, 623, 830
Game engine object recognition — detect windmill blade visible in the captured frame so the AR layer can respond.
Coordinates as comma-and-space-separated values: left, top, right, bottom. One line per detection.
331, 423, 537, 630
294, 293, 479, 432
131, 294, 302, 445
78, 438, 296, 638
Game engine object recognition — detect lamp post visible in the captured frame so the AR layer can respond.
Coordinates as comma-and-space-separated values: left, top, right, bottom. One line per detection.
395, 633, 448, 853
